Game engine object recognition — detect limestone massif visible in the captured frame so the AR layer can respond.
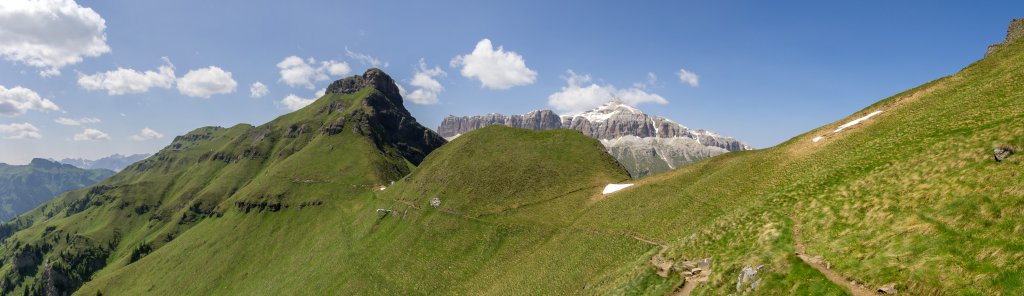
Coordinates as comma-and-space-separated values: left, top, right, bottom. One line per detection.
438, 100, 750, 177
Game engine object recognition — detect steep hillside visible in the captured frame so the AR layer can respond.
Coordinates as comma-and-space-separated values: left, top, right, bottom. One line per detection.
0, 159, 113, 221
567, 20, 1024, 295
0, 69, 445, 295
73, 125, 659, 295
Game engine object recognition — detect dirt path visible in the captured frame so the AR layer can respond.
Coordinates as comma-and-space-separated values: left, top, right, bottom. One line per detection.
792, 222, 875, 296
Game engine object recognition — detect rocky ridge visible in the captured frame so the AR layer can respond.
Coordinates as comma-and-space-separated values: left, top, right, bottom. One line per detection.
438, 100, 750, 177
986, 18, 1024, 56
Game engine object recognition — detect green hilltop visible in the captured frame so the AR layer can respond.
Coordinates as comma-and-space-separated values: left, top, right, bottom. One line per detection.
2, 20, 1024, 295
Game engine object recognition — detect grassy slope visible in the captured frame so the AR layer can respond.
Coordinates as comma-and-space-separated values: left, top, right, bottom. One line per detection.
0, 87, 421, 295
75, 125, 672, 295
566, 34, 1024, 295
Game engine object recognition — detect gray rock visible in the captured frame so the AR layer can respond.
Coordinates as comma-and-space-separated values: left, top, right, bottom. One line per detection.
438, 110, 562, 139
429, 197, 441, 208
736, 265, 763, 293
877, 283, 898, 294
995, 146, 1015, 161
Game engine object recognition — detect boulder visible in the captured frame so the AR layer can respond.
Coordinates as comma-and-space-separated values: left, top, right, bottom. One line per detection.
877, 283, 898, 294
994, 146, 1015, 161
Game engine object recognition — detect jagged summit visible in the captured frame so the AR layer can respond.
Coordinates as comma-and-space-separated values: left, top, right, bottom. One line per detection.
280, 68, 445, 165
563, 99, 645, 123
325, 68, 402, 100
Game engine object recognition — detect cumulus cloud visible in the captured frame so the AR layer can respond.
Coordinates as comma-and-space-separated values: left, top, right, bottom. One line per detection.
276, 56, 350, 89
323, 60, 351, 76
0, 123, 41, 139
678, 67, 699, 87
249, 81, 268, 98
78, 58, 176, 95
547, 70, 668, 114
54, 117, 99, 126
0, 85, 60, 116
73, 128, 110, 141
345, 47, 386, 67
280, 94, 315, 111
177, 66, 237, 98
130, 127, 164, 141
405, 59, 445, 105
450, 39, 536, 90
0, 0, 111, 76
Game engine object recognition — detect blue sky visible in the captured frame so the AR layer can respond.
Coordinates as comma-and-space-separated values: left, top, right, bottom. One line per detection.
0, 0, 1021, 164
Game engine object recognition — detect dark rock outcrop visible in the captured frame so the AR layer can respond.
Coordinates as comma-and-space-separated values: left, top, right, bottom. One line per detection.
327, 68, 446, 165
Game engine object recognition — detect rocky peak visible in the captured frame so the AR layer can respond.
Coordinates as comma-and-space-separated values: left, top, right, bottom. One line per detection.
1006, 18, 1024, 44
320, 69, 445, 165
985, 18, 1024, 56
325, 68, 403, 103
29, 158, 63, 169
567, 99, 644, 123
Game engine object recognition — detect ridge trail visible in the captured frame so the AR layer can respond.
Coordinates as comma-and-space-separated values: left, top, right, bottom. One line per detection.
792, 220, 875, 296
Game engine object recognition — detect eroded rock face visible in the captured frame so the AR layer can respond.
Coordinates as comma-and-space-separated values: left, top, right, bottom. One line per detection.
602, 136, 729, 178
327, 68, 446, 165
437, 100, 751, 177
438, 110, 562, 138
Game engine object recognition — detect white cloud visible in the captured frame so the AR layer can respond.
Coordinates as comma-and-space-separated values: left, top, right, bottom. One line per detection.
450, 39, 536, 90
323, 60, 351, 76
78, 58, 176, 95
54, 116, 99, 126
0, 0, 111, 76
314, 88, 326, 98
177, 66, 237, 98
130, 127, 163, 141
678, 67, 699, 87
73, 128, 109, 141
0, 123, 41, 139
396, 84, 407, 97
547, 70, 668, 114
276, 56, 350, 89
280, 94, 315, 111
345, 47, 386, 67
405, 59, 445, 105
0, 85, 60, 116
249, 81, 268, 98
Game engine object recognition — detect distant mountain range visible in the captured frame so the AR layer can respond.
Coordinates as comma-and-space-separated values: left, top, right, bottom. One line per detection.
0, 159, 113, 221
438, 99, 750, 177
57, 153, 151, 172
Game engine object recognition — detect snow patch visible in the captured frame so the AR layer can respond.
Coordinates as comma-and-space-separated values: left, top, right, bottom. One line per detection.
602, 183, 634, 195
810, 110, 883, 143
834, 111, 883, 133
